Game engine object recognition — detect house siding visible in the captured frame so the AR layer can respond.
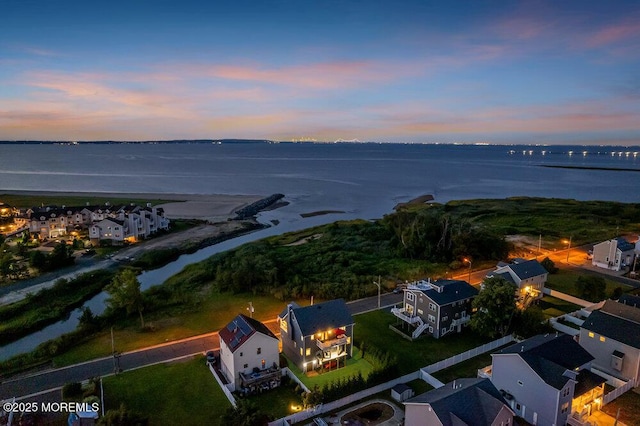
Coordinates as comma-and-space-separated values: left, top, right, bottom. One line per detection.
220, 332, 279, 390
490, 354, 571, 426
579, 328, 640, 385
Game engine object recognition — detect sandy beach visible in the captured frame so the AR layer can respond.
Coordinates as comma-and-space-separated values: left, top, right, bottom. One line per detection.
0, 190, 265, 222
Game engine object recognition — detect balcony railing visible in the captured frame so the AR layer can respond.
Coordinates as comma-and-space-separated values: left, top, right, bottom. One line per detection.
452, 316, 470, 327
477, 365, 492, 379
316, 334, 348, 351
391, 307, 422, 324
239, 366, 281, 387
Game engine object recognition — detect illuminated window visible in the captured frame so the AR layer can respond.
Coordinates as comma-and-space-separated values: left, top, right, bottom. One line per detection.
561, 402, 569, 413
588, 332, 594, 338
600, 336, 606, 342
306, 348, 311, 356
299, 348, 303, 356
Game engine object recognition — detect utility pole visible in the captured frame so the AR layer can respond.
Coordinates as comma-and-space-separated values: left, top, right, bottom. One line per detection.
566, 236, 572, 263
538, 234, 542, 259
247, 301, 254, 318
111, 327, 119, 375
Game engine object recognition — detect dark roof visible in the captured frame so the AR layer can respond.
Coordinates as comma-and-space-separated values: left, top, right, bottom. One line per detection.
391, 383, 412, 394
219, 314, 277, 353
99, 217, 125, 226
279, 301, 300, 319
601, 300, 640, 323
574, 369, 606, 398
405, 378, 511, 426
498, 334, 594, 390
487, 271, 516, 285
507, 260, 548, 280
419, 280, 479, 306
615, 237, 635, 252
289, 299, 354, 336
618, 294, 640, 309
582, 309, 640, 349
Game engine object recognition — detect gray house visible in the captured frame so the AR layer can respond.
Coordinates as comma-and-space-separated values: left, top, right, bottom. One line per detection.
486, 333, 605, 426
592, 237, 636, 271
278, 299, 354, 373
486, 259, 548, 308
579, 299, 640, 387
391, 279, 478, 339
404, 378, 514, 426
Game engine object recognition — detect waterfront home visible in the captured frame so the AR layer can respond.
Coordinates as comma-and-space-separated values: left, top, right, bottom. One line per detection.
391, 279, 478, 339
27, 206, 86, 239
486, 259, 548, 308
579, 299, 640, 387
481, 333, 605, 426
219, 314, 280, 393
403, 378, 514, 426
278, 299, 354, 373
89, 218, 128, 243
591, 237, 636, 271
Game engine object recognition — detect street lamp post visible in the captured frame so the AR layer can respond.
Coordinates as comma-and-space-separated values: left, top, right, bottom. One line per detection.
565, 236, 572, 263
464, 258, 472, 283
373, 275, 381, 309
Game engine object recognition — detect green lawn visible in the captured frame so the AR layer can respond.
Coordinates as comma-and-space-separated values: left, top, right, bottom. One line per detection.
407, 378, 433, 395
102, 356, 231, 426
241, 381, 303, 419
54, 293, 304, 366
353, 310, 492, 375
538, 296, 581, 319
545, 269, 630, 301
0, 193, 177, 209
285, 347, 374, 389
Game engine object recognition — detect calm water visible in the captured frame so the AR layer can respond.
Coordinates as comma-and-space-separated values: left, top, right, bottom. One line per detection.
1, 142, 639, 360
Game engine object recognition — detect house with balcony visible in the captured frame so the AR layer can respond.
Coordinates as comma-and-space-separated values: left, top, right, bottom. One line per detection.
219, 314, 280, 393
579, 299, 640, 387
592, 237, 636, 272
278, 299, 354, 373
486, 259, 548, 308
89, 218, 128, 243
404, 378, 514, 426
481, 333, 605, 426
391, 279, 478, 339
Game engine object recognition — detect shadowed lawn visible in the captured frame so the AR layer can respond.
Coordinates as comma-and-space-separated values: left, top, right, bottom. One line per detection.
353, 310, 492, 375
545, 269, 630, 302
539, 296, 581, 319
0, 193, 176, 209
103, 356, 230, 426
241, 381, 303, 419
601, 389, 640, 426
54, 293, 302, 367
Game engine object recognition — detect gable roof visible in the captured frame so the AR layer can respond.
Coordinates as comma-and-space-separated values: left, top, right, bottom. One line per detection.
507, 259, 548, 280
219, 314, 277, 353
601, 299, 640, 323
415, 279, 479, 306
582, 302, 640, 349
288, 299, 354, 336
618, 294, 640, 309
615, 237, 635, 252
498, 334, 593, 390
405, 378, 511, 426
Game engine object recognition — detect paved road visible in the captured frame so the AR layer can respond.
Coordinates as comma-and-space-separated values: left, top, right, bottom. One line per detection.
0, 292, 403, 401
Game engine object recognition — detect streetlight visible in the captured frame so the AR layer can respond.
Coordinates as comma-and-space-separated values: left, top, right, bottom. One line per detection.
373, 275, 381, 309
463, 258, 472, 283
563, 237, 572, 263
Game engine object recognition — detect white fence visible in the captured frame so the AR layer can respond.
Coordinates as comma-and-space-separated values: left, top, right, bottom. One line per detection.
603, 378, 635, 405
282, 367, 310, 393
543, 288, 592, 308
422, 335, 515, 374
549, 318, 580, 336
268, 335, 515, 426
419, 370, 444, 389
268, 371, 420, 426
208, 364, 237, 408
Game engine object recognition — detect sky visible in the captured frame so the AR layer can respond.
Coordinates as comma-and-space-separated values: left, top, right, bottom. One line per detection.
1, 1, 639, 144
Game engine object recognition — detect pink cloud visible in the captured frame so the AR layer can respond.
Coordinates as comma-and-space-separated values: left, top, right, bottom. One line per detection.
587, 19, 640, 48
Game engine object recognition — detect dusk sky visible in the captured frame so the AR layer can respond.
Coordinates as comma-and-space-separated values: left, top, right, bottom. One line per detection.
2, 1, 640, 144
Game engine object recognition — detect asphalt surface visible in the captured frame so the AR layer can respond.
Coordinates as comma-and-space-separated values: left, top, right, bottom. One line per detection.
0, 292, 403, 401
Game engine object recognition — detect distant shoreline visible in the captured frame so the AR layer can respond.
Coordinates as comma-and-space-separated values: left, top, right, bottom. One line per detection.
0, 190, 265, 222
541, 165, 640, 172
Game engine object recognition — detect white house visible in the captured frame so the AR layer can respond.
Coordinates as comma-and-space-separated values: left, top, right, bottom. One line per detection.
89, 218, 127, 243
219, 314, 281, 393
592, 238, 636, 271
486, 259, 548, 307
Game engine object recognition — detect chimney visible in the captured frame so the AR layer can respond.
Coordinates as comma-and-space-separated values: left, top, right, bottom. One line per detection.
521, 345, 524, 352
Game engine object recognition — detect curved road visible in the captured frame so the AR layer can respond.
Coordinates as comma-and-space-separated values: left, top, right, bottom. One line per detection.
0, 292, 403, 401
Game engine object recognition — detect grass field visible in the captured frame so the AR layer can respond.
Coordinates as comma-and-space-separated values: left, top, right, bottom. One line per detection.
538, 296, 581, 319
54, 293, 303, 366
353, 310, 491, 375
241, 381, 303, 419
545, 269, 630, 301
285, 347, 374, 389
601, 389, 640, 426
102, 356, 230, 426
